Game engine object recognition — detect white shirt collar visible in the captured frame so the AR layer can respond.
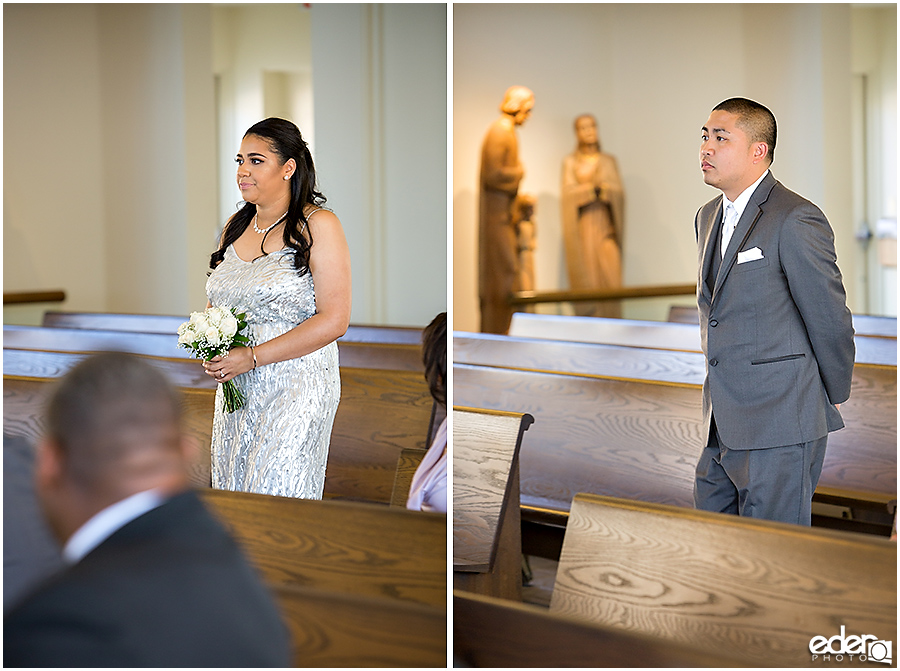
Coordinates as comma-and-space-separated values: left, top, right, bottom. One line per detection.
62, 488, 167, 564
723, 169, 770, 219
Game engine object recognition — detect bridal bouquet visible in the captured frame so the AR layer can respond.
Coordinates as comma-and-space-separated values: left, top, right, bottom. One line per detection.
177, 306, 250, 413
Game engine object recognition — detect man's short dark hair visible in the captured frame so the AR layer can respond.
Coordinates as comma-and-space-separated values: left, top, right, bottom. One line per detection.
46, 352, 183, 486
714, 97, 777, 164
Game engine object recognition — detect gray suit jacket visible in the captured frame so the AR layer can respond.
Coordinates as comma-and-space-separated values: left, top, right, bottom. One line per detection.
695, 171, 855, 449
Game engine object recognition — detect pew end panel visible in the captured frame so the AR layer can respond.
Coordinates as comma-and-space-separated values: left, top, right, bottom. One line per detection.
275, 583, 446, 668
453, 406, 533, 601
390, 447, 428, 507
551, 493, 897, 668
199, 488, 447, 608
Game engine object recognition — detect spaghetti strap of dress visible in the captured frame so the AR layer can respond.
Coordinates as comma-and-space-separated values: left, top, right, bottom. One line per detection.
300, 207, 329, 235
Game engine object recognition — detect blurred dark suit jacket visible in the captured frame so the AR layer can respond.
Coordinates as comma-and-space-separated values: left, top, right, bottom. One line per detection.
4, 487, 291, 667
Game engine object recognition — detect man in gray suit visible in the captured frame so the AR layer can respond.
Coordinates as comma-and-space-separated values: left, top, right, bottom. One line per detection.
694, 97, 855, 525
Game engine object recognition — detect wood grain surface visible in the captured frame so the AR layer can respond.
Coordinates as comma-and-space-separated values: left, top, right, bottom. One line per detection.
454, 363, 702, 512
40, 311, 425, 345
454, 331, 707, 384
454, 590, 753, 668
3, 348, 215, 388
510, 313, 704, 351
5, 325, 425, 372
275, 583, 445, 667
507, 313, 897, 366
454, 353, 896, 513
551, 493, 897, 668
200, 489, 446, 607
452, 407, 532, 572
3, 376, 211, 489
390, 447, 427, 507
666, 307, 898, 339
4, 352, 434, 503
328, 367, 434, 502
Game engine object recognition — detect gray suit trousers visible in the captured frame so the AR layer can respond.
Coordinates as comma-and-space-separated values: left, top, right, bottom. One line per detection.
693, 418, 827, 526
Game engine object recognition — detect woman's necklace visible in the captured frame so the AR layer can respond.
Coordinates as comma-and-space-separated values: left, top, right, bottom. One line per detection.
253, 210, 288, 234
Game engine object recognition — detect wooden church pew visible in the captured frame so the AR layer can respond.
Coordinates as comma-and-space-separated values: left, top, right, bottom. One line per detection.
276, 583, 445, 668
4, 324, 425, 372
550, 493, 897, 668
453, 331, 896, 513
507, 312, 897, 366
454, 357, 896, 539
667, 305, 897, 338
3, 434, 446, 622
454, 330, 707, 385
453, 590, 753, 668
199, 489, 446, 608
455, 362, 700, 514
4, 349, 435, 504
453, 407, 534, 601
41, 310, 425, 345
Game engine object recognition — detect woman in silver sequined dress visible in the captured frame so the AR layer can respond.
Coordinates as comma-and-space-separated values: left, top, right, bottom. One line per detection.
202, 118, 351, 499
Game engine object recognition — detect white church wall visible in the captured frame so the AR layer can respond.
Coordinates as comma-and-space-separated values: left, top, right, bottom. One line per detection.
453, 3, 868, 332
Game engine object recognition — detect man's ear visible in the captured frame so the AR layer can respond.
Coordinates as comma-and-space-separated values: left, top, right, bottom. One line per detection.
752, 142, 770, 164
177, 434, 199, 466
34, 437, 64, 495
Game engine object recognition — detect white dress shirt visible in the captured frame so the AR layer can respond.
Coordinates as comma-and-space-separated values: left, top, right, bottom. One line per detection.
63, 488, 167, 564
721, 169, 769, 258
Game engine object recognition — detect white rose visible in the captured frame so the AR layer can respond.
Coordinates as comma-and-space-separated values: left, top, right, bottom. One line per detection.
178, 326, 197, 345
206, 307, 224, 327
220, 313, 238, 339
205, 326, 222, 346
193, 314, 210, 333
189, 311, 205, 326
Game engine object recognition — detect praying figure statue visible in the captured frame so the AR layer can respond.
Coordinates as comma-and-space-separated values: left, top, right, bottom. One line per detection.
478, 85, 535, 334
561, 114, 625, 318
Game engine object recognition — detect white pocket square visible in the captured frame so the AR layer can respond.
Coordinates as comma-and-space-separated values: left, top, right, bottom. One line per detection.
737, 247, 764, 264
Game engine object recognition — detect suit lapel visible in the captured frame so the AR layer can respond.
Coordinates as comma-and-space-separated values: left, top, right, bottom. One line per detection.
710, 173, 777, 305
700, 199, 723, 301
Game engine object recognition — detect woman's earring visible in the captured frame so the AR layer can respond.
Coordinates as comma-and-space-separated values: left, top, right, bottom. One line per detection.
284, 175, 291, 180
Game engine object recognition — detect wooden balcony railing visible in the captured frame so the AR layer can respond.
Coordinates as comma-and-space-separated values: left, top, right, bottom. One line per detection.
3, 290, 66, 305
509, 283, 696, 306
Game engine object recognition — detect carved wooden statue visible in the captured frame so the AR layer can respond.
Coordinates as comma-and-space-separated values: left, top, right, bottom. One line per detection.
513, 193, 537, 295
479, 85, 534, 334
561, 114, 625, 318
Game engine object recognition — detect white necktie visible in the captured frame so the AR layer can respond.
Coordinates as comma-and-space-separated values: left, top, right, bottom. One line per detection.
721, 203, 737, 259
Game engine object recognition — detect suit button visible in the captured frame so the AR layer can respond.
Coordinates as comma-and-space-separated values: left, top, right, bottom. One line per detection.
710, 358, 718, 366
710, 319, 718, 327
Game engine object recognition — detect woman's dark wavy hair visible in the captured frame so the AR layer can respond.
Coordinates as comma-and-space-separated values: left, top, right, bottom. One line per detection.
422, 312, 447, 408
210, 118, 326, 275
